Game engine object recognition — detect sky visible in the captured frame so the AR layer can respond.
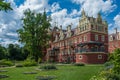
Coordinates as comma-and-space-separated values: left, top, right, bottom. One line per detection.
0, 0, 120, 46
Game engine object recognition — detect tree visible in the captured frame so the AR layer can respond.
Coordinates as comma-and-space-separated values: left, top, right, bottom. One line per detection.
0, 45, 6, 60
109, 48, 120, 74
17, 9, 51, 62
0, 0, 12, 11
7, 44, 24, 60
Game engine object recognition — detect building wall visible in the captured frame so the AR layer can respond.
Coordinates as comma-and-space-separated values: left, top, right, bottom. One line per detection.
109, 40, 120, 53
108, 32, 120, 53
76, 53, 108, 64
46, 10, 108, 64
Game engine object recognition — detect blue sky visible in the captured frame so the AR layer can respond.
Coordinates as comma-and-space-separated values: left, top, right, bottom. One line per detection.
0, 0, 120, 46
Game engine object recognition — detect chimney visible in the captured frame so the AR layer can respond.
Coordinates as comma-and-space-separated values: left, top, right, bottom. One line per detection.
115, 28, 117, 34
60, 25, 62, 30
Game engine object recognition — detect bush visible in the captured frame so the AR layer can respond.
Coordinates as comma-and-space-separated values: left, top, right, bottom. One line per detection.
0, 59, 14, 67
22, 59, 37, 67
40, 64, 57, 70
74, 63, 85, 66
15, 64, 23, 67
104, 62, 113, 70
36, 75, 56, 80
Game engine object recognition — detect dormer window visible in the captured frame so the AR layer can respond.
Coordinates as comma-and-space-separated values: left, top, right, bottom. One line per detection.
109, 36, 113, 41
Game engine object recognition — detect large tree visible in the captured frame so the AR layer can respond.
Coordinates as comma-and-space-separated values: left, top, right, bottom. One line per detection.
0, 0, 12, 11
17, 9, 51, 62
0, 45, 6, 60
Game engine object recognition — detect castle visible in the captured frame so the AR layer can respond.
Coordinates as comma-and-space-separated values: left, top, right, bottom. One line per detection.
46, 10, 108, 64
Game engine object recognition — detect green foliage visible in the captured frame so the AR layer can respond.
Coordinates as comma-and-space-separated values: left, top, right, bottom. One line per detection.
0, 0, 12, 11
0, 59, 14, 66
90, 48, 120, 80
0, 45, 6, 60
7, 44, 27, 61
40, 64, 57, 70
36, 75, 56, 80
17, 9, 51, 62
74, 63, 85, 66
15, 64, 23, 67
0, 65, 102, 80
22, 59, 37, 67
109, 48, 120, 74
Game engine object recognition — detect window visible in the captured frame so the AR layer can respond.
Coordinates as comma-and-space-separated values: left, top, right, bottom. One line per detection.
79, 55, 82, 59
68, 49, 70, 54
101, 35, 105, 41
79, 37, 82, 42
98, 55, 102, 59
84, 35, 87, 41
95, 35, 98, 41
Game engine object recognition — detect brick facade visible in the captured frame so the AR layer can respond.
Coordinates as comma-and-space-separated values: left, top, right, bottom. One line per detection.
46, 10, 108, 64
109, 30, 120, 53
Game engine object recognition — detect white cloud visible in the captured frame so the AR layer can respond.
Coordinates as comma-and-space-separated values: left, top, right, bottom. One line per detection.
51, 2, 61, 12
50, 8, 79, 29
113, 13, 120, 30
108, 13, 120, 34
72, 0, 117, 17
114, 14, 120, 28
0, 0, 79, 46
1, 0, 116, 46
0, 0, 50, 46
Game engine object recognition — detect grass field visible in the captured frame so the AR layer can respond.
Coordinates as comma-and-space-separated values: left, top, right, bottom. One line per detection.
0, 64, 103, 80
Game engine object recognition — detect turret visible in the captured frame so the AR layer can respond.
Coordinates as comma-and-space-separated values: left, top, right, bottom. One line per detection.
97, 12, 102, 23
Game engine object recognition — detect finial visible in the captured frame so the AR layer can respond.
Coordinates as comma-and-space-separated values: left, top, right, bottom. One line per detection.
82, 8, 85, 16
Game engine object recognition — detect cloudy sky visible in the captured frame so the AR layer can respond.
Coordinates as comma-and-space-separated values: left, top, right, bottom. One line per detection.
0, 0, 120, 46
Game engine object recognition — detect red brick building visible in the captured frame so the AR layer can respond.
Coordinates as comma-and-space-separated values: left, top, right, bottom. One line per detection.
46, 10, 108, 64
109, 29, 120, 53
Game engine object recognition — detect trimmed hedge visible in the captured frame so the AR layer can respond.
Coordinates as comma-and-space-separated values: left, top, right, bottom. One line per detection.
22, 59, 37, 67
74, 63, 85, 66
40, 64, 57, 70
15, 64, 23, 67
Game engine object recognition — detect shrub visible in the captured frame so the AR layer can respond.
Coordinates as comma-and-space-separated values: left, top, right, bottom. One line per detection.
36, 75, 56, 80
15, 64, 23, 67
74, 63, 85, 66
40, 64, 57, 70
0, 59, 14, 67
104, 62, 113, 70
22, 59, 37, 67
0, 75, 9, 79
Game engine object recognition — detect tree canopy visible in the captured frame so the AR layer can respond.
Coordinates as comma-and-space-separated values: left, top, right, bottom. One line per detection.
17, 9, 51, 62
0, 0, 12, 11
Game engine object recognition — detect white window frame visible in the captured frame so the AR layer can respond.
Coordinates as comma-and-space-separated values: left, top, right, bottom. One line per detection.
95, 34, 98, 41
79, 55, 82, 59
101, 35, 105, 41
98, 55, 102, 59
79, 37, 82, 42
84, 35, 87, 41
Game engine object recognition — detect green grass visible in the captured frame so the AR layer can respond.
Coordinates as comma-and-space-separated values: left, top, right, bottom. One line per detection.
0, 64, 103, 80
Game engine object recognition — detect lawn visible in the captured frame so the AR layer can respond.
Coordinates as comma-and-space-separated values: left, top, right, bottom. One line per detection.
0, 64, 103, 80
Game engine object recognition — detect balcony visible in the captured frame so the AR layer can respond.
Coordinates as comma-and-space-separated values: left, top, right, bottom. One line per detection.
76, 48, 105, 54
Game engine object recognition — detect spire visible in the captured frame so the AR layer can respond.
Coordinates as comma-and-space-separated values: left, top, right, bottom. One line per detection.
97, 12, 102, 23
97, 12, 102, 19
82, 9, 86, 16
